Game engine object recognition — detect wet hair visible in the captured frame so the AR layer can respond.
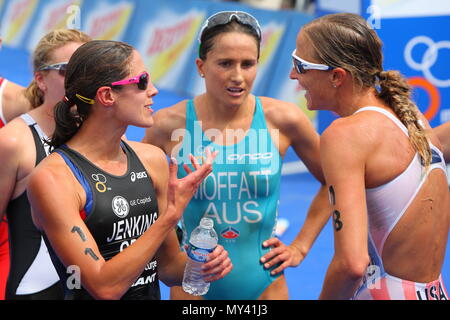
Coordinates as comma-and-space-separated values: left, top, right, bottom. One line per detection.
198, 19, 261, 60
25, 29, 92, 108
302, 13, 431, 167
49, 40, 134, 149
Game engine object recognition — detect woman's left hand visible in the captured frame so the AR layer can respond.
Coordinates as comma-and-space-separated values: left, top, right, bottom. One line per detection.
202, 245, 233, 282
260, 238, 305, 275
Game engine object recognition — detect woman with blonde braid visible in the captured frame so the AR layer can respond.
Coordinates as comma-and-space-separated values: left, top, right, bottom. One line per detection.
290, 13, 450, 300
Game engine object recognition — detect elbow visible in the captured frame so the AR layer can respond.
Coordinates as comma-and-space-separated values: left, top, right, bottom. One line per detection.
339, 255, 370, 281
86, 283, 125, 300
158, 271, 177, 288
347, 257, 370, 280
161, 278, 179, 288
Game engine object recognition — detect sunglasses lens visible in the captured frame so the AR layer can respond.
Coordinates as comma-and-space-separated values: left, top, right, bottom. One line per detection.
292, 57, 305, 74
138, 73, 148, 90
292, 59, 300, 74
58, 65, 67, 76
299, 64, 305, 74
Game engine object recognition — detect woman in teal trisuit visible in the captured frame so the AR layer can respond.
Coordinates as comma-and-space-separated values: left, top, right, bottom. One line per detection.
143, 11, 330, 300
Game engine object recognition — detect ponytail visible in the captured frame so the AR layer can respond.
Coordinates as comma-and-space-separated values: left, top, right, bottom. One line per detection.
377, 70, 431, 167
24, 80, 44, 108
49, 96, 91, 149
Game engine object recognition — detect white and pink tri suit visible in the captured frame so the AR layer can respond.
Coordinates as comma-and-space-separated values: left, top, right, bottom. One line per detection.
353, 106, 449, 300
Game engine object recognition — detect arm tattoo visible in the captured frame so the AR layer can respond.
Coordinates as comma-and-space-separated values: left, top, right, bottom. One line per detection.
333, 210, 343, 231
71, 226, 87, 242
328, 186, 336, 205
85, 248, 99, 261
329, 186, 343, 231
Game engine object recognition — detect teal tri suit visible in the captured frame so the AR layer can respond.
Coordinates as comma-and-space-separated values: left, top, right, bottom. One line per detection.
177, 97, 283, 300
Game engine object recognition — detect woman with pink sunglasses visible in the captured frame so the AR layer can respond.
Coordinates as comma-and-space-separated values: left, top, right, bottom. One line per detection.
27, 40, 232, 300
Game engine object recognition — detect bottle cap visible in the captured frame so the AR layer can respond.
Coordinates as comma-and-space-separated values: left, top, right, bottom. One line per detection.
200, 217, 214, 229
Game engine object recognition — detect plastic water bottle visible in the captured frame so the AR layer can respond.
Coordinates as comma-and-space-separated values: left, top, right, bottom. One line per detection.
182, 217, 218, 295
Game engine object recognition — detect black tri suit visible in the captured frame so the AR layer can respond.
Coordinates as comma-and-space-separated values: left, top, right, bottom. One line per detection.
43, 140, 161, 300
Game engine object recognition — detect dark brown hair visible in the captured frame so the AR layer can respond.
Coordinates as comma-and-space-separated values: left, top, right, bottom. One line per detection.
199, 20, 261, 60
50, 40, 134, 149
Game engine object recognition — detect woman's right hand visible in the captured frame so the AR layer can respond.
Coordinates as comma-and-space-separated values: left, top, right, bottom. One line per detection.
165, 148, 217, 222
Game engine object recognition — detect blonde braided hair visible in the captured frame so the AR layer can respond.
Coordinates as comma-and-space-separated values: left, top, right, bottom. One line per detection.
303, 13, 431, 167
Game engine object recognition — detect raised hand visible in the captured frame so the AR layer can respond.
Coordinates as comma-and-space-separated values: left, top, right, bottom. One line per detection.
166, 148, 218, 221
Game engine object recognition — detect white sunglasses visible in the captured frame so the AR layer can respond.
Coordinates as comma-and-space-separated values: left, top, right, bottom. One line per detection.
291, 50, 334, 74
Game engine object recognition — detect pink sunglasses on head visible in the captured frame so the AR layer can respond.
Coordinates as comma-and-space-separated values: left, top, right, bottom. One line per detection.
111, 72, 149, 90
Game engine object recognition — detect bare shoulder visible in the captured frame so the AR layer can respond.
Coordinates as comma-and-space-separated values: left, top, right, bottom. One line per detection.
156, 100, 187, 128
2, 81, 31, 121
125, 140, 169, 182
126, 140, 168, 164
0, 116, 32, 155
419, 112, 442, 148
146, 101, 187, 136
433, 119, 450, 136
125, 141, 170, 195
29, 152, 81, 200
28, 152, 84, 229
321, 113, 376, 158
259, 96, 311, 129
31, 152, 70, 179
258, 96, 320, 153
143, 100, 188, 151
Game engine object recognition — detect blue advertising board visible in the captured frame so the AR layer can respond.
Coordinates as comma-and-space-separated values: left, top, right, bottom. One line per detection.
315, 0, 450, 130
0, 0, 40, 49
26, 0, 85, 51
370, 14, 450, 127
125, 0, 209, 96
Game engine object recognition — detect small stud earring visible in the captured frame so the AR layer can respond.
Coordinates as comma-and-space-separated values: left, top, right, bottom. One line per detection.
200, 74, 204, 78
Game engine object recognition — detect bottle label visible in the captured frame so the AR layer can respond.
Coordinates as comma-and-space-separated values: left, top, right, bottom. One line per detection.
187, 243, 215, 263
